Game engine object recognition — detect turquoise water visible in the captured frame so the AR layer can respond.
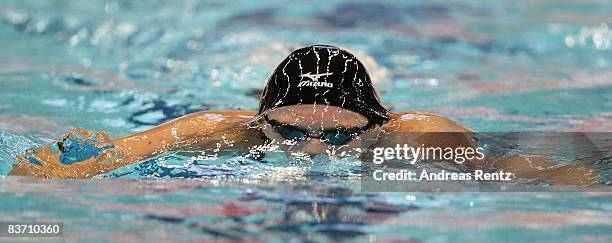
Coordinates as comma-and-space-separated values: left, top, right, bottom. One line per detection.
0, 0, 611, 242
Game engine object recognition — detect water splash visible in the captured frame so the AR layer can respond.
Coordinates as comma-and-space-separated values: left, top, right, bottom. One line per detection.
0, 130, 49, 175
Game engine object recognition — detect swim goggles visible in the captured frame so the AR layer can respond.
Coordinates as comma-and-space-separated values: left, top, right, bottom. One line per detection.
263, 115, 373, 145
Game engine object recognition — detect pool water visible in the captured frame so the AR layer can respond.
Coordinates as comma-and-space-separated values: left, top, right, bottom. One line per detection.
0, 0, 611, 242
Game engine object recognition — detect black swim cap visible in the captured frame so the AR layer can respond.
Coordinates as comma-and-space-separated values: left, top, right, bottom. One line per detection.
257, 45, 389, 125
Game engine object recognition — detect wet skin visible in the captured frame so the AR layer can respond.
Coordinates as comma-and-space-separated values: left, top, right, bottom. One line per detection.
9, 104, 601, 185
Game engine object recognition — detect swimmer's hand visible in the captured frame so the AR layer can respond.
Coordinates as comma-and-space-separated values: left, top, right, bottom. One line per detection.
9, 128, 118, 179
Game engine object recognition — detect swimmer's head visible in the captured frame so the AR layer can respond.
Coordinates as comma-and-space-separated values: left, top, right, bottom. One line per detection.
257, 45, 388, 125
256, 45, 387, 155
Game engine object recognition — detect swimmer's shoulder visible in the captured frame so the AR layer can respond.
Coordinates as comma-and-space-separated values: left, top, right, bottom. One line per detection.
376, 112, 475, 150
383, 111, 472, 133
163, 110, 264, 149
156, 109, 260, 141
168, 110, 257, 128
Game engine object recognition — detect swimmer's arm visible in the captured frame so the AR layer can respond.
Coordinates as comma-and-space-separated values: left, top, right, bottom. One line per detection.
110, 110, 258, 166
9, 110, 258, 179
485, 155, 600, 186
381, 112, 600, 185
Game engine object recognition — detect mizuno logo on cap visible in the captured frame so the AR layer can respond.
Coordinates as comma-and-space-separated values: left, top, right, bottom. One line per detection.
298, 72, 333, 88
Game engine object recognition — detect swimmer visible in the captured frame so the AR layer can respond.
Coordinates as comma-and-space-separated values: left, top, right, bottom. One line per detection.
9, 45, 601, 185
